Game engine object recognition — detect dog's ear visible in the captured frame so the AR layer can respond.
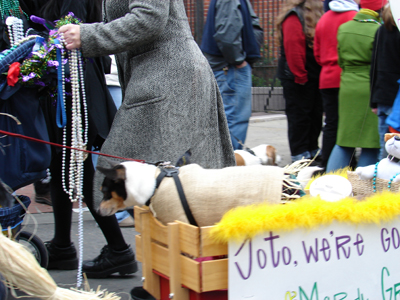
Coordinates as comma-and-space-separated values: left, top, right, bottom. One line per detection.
97, 165, 126, 181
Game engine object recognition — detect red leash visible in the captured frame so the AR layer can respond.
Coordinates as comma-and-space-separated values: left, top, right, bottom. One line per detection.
0, 129, 145, 163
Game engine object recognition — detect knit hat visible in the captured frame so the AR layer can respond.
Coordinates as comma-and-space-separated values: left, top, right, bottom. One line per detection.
360, 0, 387, 11
329, 0, 359, 12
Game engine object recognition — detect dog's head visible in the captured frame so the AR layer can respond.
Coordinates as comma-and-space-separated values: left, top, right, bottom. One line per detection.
251, 144, 281, 166
97, 161, 157, 216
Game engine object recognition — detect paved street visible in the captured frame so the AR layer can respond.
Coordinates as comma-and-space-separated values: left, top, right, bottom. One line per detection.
5, 113, 291, 300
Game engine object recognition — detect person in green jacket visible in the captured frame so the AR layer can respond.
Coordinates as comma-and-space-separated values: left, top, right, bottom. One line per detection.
326, 0, 386, 172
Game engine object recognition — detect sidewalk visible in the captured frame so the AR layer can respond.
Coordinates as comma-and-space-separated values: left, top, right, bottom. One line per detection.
7, 112, 290, 300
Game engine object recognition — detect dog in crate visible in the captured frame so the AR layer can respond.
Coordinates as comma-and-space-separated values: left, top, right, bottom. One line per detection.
96, 160, 303, 227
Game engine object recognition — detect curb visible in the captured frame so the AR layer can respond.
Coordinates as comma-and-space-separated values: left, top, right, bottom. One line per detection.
249, 113, 286, 123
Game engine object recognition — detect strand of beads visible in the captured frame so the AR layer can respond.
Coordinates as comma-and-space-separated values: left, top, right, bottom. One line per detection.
59, 37, 87, 288
0, 0, 22, 19
5, 16, 23, 47
388, 173, 400, 190
373, 162, 400, 192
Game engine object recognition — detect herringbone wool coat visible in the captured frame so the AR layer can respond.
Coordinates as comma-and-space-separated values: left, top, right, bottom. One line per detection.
79, 0, 235, 204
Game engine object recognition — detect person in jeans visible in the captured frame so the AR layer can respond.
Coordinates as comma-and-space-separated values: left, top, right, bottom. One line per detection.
370, 3, 400, 159
326, 0, 385, 172
314, 0, 359, 169
200, 0, 263, 150
276, 0, 324, 163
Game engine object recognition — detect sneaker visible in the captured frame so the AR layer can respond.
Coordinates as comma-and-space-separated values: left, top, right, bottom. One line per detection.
45, 241, 78, 270
119, 215, 135, 227
82, 245, 138, 278
35, 192, 52, 206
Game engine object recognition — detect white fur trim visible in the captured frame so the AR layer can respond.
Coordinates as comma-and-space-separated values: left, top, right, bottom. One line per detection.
120, 161, 157, 206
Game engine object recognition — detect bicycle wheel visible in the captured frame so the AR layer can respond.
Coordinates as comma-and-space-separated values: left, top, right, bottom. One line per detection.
16, 231, 49, 269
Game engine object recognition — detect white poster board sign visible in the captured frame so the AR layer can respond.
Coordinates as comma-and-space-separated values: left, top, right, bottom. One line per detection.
229, 219, 400, 300
390, 0, 400, 30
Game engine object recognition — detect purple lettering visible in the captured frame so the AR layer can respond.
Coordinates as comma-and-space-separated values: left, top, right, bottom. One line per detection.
353, 234, 364, 256
381, 228, 390, 252
302, 238, 319, 263
234, 239, 252, 279
392, 228, 400, 249
282, 247, 291, 265
320, 238, 331, 261
257, 249, 267, 269
336, 235, 351, 259
264, 232, 280, 267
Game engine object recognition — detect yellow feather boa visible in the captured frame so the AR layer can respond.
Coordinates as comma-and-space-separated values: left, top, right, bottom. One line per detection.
210, 191, 400, 243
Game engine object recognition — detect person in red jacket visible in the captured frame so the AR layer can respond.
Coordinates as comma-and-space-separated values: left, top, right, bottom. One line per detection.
276, 0, 324, 163
314, 0, 359, 169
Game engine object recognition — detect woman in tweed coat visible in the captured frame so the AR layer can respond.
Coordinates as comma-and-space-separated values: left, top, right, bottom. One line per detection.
60, 0, 236, 199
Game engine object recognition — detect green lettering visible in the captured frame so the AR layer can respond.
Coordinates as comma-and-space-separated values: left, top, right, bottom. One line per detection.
333, 292, 347, 299
299, 282, 318, 300
394, 283, 400, 299
382, 267, 392, 300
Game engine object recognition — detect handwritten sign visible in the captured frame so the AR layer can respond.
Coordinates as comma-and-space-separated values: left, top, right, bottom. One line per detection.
390, 0, 400, 31
229, 219, 400, 300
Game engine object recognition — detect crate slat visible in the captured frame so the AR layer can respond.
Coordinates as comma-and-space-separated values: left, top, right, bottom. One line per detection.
201, 259, 228, 291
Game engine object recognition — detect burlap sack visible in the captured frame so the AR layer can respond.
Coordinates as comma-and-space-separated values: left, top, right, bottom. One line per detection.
149, 164, 285, 226
347, 171, 400, 198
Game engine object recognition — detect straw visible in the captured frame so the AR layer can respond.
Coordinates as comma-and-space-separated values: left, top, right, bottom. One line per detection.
0, 224, 120, 300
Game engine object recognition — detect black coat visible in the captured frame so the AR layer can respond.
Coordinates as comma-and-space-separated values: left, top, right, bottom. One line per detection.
33, 0, 117, 152
370, 25, 400, 108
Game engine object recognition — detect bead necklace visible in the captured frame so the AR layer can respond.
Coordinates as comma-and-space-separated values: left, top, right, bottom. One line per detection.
58, 36, 87, 288
5, 16, 23, 47
0, 0, 23, 19
372, 162, 400, 193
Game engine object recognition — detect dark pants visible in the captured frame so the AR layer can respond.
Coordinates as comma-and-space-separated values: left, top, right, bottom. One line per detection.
281, 79, 323, 159
50, 152, 127, 251
320, 88, 339, 168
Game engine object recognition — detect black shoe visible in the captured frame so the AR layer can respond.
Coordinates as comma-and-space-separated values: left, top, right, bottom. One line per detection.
82, 245, 138, 278
130, 287, 156, 300
45, 241, 78, 270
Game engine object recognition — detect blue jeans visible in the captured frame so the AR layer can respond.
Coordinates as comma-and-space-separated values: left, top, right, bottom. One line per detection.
326, 145, 379, 173
378, 104, 392, 159
214, 64, 252, 150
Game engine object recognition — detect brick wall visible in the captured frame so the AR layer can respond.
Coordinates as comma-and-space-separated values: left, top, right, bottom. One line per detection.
184, 0, 285, 64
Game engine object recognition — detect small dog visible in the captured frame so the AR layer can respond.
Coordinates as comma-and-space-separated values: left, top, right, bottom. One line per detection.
234, 144, 281, 166
97, 161, 285, 226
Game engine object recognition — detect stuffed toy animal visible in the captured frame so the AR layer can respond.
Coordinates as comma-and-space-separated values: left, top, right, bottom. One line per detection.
355, 134, 400, 189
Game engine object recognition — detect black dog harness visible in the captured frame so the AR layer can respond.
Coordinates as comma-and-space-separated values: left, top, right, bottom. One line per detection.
145, 165, 198, 227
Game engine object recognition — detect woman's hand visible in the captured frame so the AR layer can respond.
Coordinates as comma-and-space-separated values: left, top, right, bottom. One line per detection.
58, 24, 81, 50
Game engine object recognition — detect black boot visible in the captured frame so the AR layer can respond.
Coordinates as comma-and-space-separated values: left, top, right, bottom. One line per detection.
45, 241, 78, 270
82, 245, 138, 278
130, 287, 156, 300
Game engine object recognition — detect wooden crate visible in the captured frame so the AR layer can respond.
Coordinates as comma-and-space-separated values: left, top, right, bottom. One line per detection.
134, 206, 228, 300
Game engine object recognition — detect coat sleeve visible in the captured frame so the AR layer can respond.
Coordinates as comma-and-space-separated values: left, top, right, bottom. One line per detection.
79, 0, 169, 57
282, 14, 307, 84
213, 0, 245, 65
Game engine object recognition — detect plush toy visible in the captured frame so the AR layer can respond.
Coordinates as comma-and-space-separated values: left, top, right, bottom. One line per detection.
355, 133, 400, 192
